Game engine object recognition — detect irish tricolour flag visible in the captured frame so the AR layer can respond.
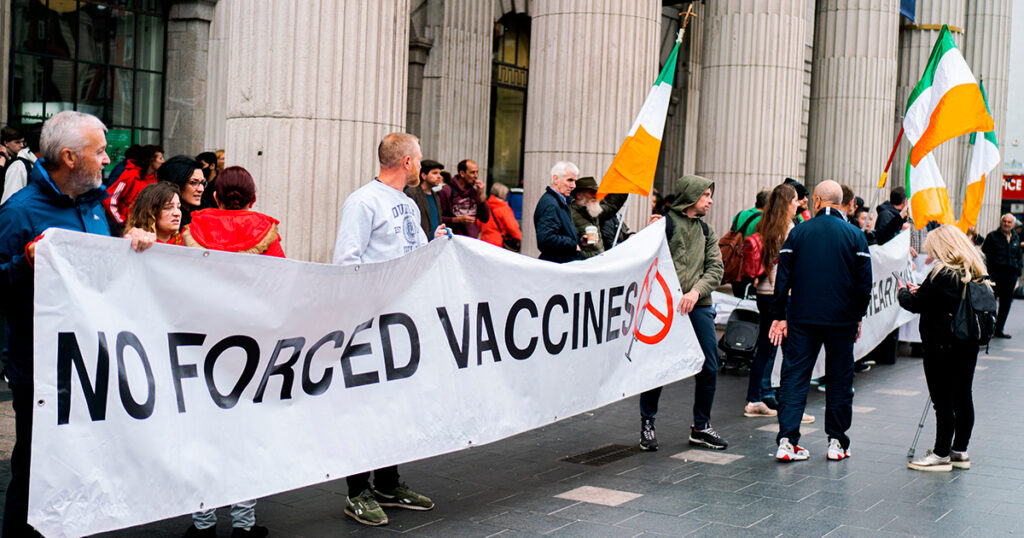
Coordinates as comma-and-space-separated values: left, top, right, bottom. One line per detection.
597, 33, 680, 198
903, 25, 992, 228
957, 81, 1000, 233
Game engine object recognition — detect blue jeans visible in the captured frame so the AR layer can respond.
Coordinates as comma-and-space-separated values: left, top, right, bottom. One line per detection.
640, 305, 718, 429
776, 322, 857, 448
747, 294, 776, 403
193, 500, 256, 530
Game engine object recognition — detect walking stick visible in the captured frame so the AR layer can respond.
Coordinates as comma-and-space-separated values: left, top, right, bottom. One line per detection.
908, 396, 932, 458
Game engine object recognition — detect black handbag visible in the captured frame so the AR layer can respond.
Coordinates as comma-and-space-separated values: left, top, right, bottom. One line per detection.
492, 210, 520, 252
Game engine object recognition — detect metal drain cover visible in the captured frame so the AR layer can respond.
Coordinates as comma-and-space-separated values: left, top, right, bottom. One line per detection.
561, 444, 643, 466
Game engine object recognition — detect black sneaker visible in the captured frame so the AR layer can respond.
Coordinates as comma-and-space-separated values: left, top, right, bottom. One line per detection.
762, 396, 779, 411
994, 332, 1011, 339
854, 360, 872, 373
184, 525, 216, 538
231, 525, 269, 538
689, 425, 728, 450
639, 418, 658, 451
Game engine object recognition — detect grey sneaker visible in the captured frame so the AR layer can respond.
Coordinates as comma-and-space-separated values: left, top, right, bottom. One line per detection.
373, 482, 435, 510
908, 450, 952, 472
345, 489, 388, 525
950, 450, 970, 469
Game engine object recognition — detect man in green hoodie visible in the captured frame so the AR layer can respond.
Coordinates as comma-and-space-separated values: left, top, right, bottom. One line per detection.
639, 174, 727, 451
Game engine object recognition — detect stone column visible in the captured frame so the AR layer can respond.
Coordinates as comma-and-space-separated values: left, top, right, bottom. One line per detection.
893, 0, 966, 208
0, 0, 10, 124
418, 0, 493, 175
963, 0, 1012, 231
805, 0, 900, 201
695, 0, 808, 236
163, 0, 216, 156
224, 0, 409, 262
204, 0, 229, 151
681, 1, 704, 181
520, 0, 659, 256
407, 37, 432, 138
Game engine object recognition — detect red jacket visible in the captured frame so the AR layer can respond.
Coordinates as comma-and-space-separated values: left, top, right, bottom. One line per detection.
178, 208, 285, 257
104, 161, 156, 226
479, 195, 521, 247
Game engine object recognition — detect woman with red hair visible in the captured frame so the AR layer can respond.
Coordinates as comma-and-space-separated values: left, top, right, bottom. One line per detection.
178, 165, 284, 257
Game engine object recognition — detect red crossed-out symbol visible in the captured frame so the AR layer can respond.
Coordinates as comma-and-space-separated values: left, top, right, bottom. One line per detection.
626, 259, 676, 361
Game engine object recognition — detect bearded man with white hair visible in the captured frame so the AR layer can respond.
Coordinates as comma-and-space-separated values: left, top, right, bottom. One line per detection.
569, 176, 628, 259
0, 110, 155, 536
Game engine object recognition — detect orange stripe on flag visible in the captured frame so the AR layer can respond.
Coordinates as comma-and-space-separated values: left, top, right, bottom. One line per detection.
597, 126, 661, 198
956, 176, 986, 233
910, 186, 956, 230
909, 84, 993, 167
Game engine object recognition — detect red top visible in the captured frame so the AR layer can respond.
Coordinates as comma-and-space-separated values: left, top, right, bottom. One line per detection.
479, 195, 521, 247
178, 208, 285, 257
104, 161, 157, 226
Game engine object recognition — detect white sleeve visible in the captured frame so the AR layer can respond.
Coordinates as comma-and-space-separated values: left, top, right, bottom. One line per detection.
2, 162, 27, 204
332, 198, 373, 265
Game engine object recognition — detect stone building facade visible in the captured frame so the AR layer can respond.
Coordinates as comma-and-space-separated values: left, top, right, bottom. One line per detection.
1, 0, 1013, 261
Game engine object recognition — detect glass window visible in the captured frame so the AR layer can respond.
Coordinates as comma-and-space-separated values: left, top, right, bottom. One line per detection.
7, 0, 167, 148
488, 13, 530, 192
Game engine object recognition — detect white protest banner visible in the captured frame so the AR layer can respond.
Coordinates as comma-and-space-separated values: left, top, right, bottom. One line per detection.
29, 219, 702, 537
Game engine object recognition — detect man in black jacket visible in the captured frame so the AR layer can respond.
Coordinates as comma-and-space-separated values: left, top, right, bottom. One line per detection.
769, 180, 872, 463
534, 161, 581, 263
982, 214, 1024, 338
874, 187, 909, 245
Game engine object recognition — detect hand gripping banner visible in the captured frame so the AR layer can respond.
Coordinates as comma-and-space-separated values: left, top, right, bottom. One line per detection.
28, 219, 702, 537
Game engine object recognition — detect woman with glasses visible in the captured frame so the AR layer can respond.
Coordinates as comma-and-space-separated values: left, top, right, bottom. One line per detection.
157, 155, 206, 227
178, 165, 284, 258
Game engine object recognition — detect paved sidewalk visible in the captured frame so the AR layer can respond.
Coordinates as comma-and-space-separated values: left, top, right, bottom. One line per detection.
3, 306, 1024, 537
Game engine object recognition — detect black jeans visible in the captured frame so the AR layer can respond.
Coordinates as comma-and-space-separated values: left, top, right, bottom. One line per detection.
777, 322, 857, 448
746, 294, 776, 403
640, 305, 719, 429
347, 466, 400, 498
922, 340, 978, 457
993, 275, 1017, 334
3, 385, 37, 537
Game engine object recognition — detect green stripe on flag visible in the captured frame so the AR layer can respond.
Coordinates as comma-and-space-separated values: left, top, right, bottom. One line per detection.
968, 80, 998, 147
906, 25, 956, 108
654, 41, 680, 87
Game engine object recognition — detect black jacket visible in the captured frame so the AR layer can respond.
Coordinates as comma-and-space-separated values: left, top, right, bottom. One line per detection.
772, 207, 872, 325
897, 268, 965, 346
873, 201, 905, 245
981, 229, 1023, 279
534, 186, 579, 263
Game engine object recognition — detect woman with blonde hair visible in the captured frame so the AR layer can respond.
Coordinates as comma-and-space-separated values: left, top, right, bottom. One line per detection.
898, 224, 989, 472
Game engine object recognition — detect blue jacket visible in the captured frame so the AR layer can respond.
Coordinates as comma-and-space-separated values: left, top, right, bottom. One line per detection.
772, 207, 872, 326
0, 162, 110, 387
534, 186, 580, 263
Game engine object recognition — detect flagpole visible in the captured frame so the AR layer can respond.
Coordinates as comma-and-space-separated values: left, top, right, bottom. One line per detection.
869, 126, 904, 223
610, 4, 694, 249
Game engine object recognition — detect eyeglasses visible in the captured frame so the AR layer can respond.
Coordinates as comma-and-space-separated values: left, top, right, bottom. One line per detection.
187, 179, 208, 188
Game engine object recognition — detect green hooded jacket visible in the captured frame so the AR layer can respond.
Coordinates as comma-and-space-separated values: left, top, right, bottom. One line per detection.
666, 175, 723, 306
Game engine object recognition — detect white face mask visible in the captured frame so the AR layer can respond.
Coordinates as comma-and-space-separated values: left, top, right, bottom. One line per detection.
431, 184, 444, 193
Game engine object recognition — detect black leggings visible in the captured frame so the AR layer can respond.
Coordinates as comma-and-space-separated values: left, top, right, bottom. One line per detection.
922, 340, 979, 457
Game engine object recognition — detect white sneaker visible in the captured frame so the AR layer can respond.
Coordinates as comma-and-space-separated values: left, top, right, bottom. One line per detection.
950, 450, 970, 469
827, 438, 851, 461
776, 438, 809, 462
908, 450, 952, 472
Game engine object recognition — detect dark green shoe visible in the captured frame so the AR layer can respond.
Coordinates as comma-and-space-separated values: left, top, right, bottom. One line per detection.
345, 489, 388, 526
373, 482, 435, 510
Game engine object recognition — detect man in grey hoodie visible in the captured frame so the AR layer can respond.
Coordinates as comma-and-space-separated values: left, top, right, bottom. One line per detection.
639, 174, 727, 452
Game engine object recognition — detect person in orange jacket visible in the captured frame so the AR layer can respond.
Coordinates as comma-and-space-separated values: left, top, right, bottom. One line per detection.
479, 182, 521, 250
103, 144, 163, 230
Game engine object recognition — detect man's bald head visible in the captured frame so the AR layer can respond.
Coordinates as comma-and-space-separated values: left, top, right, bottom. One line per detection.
814, 180, 843, 206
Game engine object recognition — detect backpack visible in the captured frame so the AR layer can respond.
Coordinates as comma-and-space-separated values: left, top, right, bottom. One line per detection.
664, 213, 708, 243
718, 212, 759, 283
950, 278, 997, 345
741, 232, 765, 279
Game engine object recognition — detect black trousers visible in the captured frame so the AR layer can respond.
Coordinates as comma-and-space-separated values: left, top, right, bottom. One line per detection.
993, 275, 1017, 334
3, 385, 38, 537
347, 466, 400, 497
922, 340, 978, 457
